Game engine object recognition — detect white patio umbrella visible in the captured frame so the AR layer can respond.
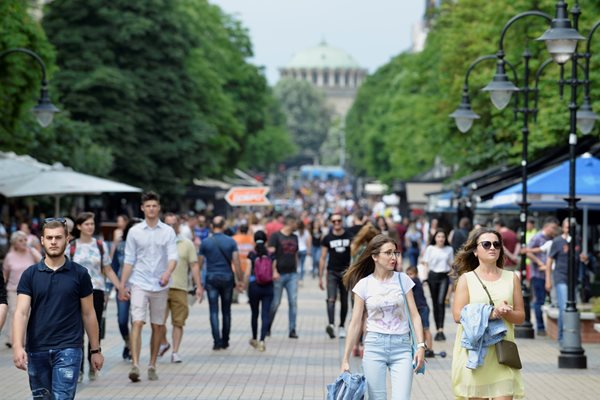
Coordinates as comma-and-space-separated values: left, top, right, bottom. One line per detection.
0, 152, 141, 215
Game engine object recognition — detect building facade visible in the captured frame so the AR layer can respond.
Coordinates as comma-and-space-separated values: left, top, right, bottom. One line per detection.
278, 41, 368, 116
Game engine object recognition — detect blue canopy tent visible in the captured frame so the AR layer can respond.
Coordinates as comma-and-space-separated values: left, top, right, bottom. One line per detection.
492, 153, 600, 253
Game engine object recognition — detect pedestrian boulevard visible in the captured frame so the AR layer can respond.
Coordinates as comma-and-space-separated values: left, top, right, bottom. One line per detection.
1, 279, 600, 399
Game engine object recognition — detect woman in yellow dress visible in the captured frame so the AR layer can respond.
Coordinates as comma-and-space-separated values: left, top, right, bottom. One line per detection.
451, 227, 525, 399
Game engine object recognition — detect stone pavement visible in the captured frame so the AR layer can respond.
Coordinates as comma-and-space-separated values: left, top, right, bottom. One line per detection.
1, 278, 600, 399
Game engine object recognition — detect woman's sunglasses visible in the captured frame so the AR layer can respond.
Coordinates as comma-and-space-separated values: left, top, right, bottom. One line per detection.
478, 240, 501, 250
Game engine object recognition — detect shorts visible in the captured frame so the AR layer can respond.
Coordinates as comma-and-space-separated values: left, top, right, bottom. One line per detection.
418, 306, 430, 330
130, 285, 169, 325
167, 288, 189, 327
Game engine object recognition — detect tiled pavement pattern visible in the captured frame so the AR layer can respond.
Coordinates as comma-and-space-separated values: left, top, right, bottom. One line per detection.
1, 278, 599, 399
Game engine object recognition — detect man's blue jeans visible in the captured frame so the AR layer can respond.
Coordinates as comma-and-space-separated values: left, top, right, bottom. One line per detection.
270, 272, 298, 333
556, 282, 568, 342
27, 347, 82, 400
531, 277, 546, 331
205, 274, 235, 348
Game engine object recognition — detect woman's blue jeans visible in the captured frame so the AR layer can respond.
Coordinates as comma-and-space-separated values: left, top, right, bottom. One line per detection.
298, 250, 307, 280
116, 295, 131, 341
27, 347, 83, 400
206, 274, 235, 348
361, 332, 413, 400
311, 247, 321, 278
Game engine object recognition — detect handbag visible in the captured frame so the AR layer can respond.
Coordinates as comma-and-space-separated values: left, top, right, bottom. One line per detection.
472, 271, 522, 369
397, 273, 426, 374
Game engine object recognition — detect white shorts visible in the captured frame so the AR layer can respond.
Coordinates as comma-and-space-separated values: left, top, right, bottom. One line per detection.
130, 285, 169, 325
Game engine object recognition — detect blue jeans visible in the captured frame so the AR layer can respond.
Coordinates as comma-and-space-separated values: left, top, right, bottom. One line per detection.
556, 282, 568, 342
298, 250, 307, 280
270, 272, 298, 333
407, 247, 419, 268
116, 295, 130, 342
205, 274, 235, 348
361, 332, 413, 400
27, 348, 82, 400
248, 282, 274, 341
311, 247, 321, 278
531, 277, 546, 331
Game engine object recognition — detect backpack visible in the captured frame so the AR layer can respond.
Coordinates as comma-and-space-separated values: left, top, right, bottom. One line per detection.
254, 255, 273, 285
69, 238, 104, 265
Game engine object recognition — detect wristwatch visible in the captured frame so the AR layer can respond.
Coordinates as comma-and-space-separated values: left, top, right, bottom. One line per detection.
90, 348, 102, 355
417, 342, 427, 350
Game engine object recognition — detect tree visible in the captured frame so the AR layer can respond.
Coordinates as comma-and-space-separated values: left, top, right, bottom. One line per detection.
274, 78, 332, 165
346, 0, 600, 184
43, 0, 280, 196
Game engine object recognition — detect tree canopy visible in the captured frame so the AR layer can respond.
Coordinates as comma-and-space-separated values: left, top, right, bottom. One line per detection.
0, 0, 287, 197
346, 0, 600, 183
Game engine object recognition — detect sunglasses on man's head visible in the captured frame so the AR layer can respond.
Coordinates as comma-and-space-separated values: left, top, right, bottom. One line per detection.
43, 217, 67, 226
478, 240, 501, 250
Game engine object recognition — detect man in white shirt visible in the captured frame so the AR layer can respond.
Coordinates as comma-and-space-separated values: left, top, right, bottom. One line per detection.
119, 192, 178, 382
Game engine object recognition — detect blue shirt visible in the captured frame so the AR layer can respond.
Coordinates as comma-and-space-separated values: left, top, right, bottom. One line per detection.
199, 233, 238, 277
17, 259, 93, 352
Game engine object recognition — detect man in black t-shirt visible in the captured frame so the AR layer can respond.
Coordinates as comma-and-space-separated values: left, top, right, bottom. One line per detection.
13, 219, 103, 398
319, 213, 352, 339
267, 215, 300, 338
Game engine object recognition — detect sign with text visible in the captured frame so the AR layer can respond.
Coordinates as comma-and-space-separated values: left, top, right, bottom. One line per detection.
225, 186, 271, 206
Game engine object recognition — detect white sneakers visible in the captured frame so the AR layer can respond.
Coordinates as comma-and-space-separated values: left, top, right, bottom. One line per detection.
338, 327, 346, 338
171, 353, 182, 363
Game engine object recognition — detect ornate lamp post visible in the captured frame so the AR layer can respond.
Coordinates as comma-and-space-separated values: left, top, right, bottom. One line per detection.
0, 47, 59, 127
452, 0, 596, 368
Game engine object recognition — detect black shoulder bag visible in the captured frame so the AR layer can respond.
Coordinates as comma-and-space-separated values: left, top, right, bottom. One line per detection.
472, 271, 522, 370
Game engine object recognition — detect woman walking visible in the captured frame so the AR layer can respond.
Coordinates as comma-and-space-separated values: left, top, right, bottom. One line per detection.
309, 217, 324, 279
69, 212, 122, 381
2, 231, 42, 347
342, 234, 425, 400
422, 229, 454, 341
451, 227, 524, 399
245, 231, 277, 352
295, 220, 312, 281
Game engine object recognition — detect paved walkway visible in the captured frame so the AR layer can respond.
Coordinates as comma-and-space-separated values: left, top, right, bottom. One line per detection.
1, 278, 600, 399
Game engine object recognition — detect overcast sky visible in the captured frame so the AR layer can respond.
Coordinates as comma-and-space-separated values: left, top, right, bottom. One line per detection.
209, 0, 425, 84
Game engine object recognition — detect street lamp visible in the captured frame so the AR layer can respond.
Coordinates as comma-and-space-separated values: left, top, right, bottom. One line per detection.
453, 1, 597, 369
536, 1, 584, 65
0, 47, 59, 127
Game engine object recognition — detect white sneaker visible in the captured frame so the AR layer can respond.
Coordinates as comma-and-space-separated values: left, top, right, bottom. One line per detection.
338, 327, 346, 338
171, 353, 182, 363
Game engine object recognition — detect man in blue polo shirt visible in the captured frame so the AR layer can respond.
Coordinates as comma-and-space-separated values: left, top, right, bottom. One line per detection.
12, 218, 103, 399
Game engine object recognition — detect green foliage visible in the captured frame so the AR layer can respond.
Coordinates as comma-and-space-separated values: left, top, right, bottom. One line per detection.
42, 0, 280, 197
0, 0, 55, 149
274, 78, 332, 164
346, 0, 600, 184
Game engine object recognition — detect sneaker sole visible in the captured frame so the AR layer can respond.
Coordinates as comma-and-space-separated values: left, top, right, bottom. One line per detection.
129, 371, 140, 382
326, 326, 336, 339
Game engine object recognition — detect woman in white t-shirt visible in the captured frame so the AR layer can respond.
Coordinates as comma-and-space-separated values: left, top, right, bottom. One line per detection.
69, 212, 122, 382
422, 229, 454, 342
341, 234, 425, 400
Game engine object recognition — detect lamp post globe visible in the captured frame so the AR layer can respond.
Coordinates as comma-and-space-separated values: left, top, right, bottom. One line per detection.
32, 85, 60, 128
450, 97, 480, 133
576, 100, 598, 135
536, 1, 584, 64
482, 62, 520, 110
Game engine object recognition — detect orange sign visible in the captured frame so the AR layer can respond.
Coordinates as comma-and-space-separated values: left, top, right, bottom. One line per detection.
225, 186, 271, 206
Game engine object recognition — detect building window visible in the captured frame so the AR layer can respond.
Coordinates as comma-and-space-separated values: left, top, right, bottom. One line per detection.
334, 71, 340, 86
323, 71, 329, 86
312, 71, 318, 84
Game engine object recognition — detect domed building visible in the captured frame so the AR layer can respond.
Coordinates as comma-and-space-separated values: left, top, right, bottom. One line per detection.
279, 41, 368, 116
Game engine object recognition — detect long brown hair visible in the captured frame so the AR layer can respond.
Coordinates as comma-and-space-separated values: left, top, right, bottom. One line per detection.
454, 227, 505, 276
343, 234, 397, 290
351, 222, 380, 257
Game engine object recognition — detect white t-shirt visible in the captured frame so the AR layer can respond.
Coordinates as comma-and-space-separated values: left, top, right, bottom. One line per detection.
352, 272, 415, 335
423, 245, 454, 273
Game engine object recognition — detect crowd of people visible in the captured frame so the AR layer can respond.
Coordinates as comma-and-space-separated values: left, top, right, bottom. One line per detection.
0, 188, 598, 399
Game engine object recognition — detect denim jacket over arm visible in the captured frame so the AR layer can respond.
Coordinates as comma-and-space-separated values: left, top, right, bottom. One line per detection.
460, 303, 507, 369
326, 371, 366, 400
